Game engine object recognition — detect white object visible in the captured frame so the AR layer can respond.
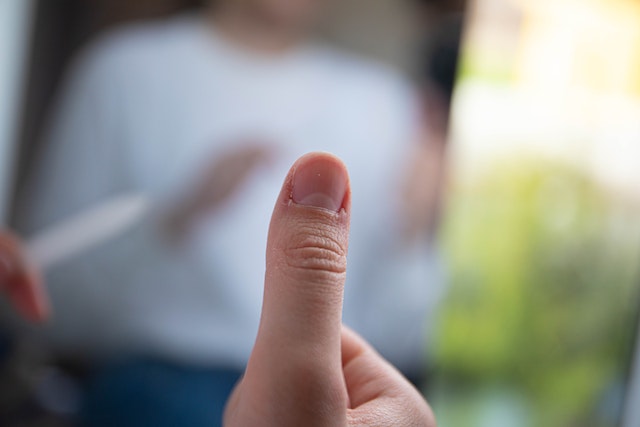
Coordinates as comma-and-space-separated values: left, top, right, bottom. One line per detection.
26, 195, 150, 270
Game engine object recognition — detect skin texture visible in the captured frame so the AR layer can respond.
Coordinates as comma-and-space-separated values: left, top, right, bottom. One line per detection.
0, 231, 48, 322
224, 152, 436, 427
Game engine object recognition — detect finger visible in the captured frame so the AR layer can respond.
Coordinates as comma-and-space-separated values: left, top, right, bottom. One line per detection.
341, 327, 436, 426
256, 152, 350, 354
0, 234, 49, 322
242, 152, 351, 419
341, 327, 408, 407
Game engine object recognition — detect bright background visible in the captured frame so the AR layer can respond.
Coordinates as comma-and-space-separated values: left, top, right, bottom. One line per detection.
431, 0, 640, 426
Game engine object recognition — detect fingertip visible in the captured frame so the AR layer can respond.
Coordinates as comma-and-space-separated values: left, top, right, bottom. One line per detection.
286, 152, 351, 214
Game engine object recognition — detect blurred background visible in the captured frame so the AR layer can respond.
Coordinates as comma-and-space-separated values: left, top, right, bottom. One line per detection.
432, 0, 640, 426
0, 0, 639, 426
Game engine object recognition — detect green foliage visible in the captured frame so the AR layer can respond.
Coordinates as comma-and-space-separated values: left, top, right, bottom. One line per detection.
434, 158, 640, 426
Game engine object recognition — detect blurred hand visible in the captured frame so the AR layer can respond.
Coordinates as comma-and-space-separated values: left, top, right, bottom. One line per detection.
167, 144, 274, 238
224, 153, 436, 427
0, 231, 49, 322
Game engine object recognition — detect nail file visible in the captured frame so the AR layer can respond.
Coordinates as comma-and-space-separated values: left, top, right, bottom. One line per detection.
26, 195, 151, 270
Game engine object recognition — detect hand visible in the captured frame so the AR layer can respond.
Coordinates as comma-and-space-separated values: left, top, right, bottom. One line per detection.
167, 144, 274, 238
0, 231, 49, 322
224, 153, 436, 426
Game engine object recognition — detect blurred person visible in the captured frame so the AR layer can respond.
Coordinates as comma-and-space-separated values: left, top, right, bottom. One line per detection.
15, 0, 444, 425
3, 154, 438, 426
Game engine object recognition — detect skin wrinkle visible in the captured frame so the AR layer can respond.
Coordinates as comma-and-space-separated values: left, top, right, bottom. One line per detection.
266, 261, 345, 310
268, 201, 350, 316
285, 222, 347, 255
277, 212, 349, 276
283, 245, 347, 273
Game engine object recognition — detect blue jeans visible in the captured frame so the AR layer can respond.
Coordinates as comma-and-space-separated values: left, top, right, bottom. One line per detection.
79, 359, 243, 427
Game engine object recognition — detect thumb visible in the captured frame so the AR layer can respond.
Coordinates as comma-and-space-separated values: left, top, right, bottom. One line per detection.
257, 152, 350, 355
237, 152, 351, 423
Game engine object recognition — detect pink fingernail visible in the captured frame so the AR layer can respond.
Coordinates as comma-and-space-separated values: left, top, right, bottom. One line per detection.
291, 154, 348, 212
